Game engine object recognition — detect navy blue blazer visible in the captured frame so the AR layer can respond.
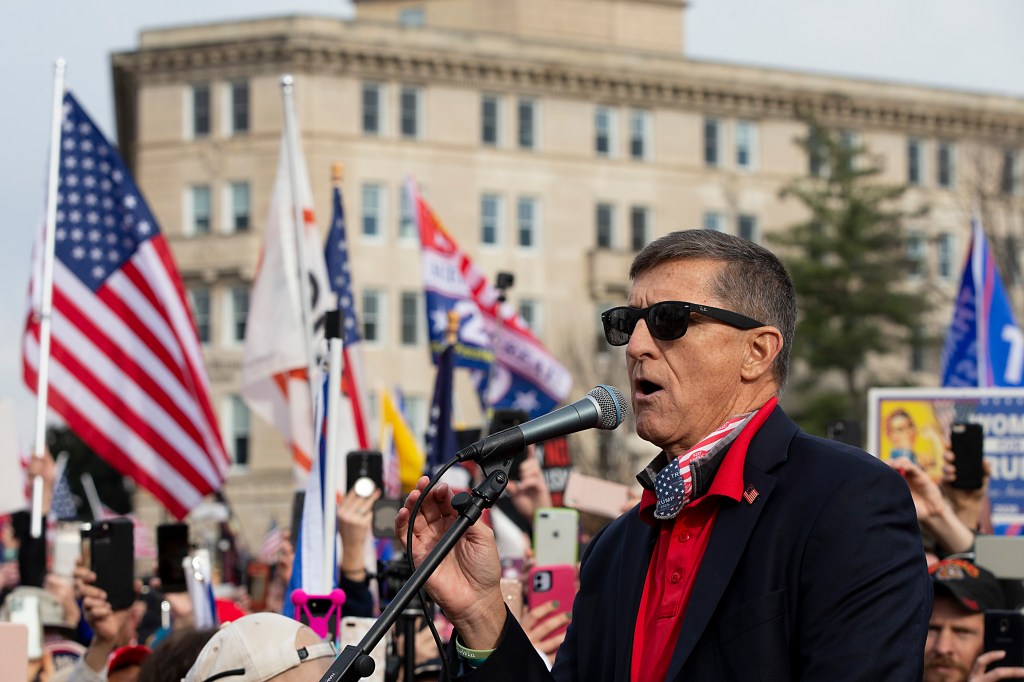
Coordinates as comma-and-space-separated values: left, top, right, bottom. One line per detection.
453, 407, 931, 681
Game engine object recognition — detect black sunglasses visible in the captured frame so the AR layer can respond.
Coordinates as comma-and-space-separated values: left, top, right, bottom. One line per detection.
601, 301, 765, 346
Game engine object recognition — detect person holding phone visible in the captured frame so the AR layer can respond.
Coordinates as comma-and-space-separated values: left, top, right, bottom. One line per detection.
336, 485, 381, 618
68, 563, 143, 682
398, 229, 930, 680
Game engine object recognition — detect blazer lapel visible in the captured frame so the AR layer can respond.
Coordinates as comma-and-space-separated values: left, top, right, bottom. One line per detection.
613, 512, 658, 682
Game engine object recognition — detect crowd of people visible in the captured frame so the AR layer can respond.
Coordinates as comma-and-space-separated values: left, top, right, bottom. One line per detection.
3, 228, 1024, 682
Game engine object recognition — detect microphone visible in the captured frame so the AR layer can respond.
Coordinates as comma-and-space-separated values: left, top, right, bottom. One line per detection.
457, 385, 627, 464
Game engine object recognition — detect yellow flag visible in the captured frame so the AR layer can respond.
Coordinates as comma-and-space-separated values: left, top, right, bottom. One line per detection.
379, 391, 425, 494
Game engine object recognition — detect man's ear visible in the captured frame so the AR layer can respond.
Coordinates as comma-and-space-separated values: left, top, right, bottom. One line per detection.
741, 327, 783, 382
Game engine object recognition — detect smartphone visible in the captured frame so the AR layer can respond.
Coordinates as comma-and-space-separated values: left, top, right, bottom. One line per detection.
371, 498, 403, 540
346, 450, 384, 495
499, 577, 524, 620
7, 593, 42, 660
85, 518, 135, 610
533, 507, 579, 567
340, 616, 389, 682
527, 565, 576, 639
563, 472, 634, 518
950, 422, 985, 490
290, 491, 306, 546
247, 561, 270, 611
51, 524, 81, 580
291, 589, 346, 642
489, 409, 530, 479
984, 610, 1024, 670
156, 523, 190, 593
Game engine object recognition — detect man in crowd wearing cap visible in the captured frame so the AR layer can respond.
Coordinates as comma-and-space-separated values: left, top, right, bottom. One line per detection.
927, 559, 1024, 682
184, 612, 335, 682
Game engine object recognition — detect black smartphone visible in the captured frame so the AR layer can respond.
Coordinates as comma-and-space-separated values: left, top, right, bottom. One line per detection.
156, 523, 190, 593
85, 518, 135, 610
489, 409, 530, 479
290, 490, 305, 545
985, 610, 1024, 670
950, 422, 985, 490
346, 450, 384, 494
371, 498, 403, 540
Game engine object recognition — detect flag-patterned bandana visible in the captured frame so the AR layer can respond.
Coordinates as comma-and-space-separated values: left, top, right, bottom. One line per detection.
653, 411, 755, 520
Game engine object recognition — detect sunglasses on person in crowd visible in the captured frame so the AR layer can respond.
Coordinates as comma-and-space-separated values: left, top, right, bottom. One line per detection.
601, 301, 765, 346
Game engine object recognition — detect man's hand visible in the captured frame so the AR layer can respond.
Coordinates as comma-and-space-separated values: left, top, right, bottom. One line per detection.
968, 650, 1024, 680
888, 457, 975, 554
338, 487, 381, 579
44, 573, 80, 629
395, 477, 506, 650
74, 564, 135, 674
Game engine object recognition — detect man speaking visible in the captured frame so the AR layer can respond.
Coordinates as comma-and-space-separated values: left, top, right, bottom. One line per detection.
397, 229, 931, 680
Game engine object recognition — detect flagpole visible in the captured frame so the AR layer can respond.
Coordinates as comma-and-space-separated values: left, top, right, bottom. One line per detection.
279, 75, 320, 411
322, 314, 343, 594
31, 59, 67, 539
972, 217, 988, 387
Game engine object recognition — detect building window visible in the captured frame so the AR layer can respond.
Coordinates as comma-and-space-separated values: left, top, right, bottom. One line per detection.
595, 106, 615, 157
910, 327, 926, 373
738, 214, 758, 243
517, 197, 538, 249
362, 82, 383, 136
937, 142, 955, 188
518, 98, 537, 150
838, 130, 859, 172
187, 287, 211, 344
703, 212, 724, 232
227, 285, 249, 344
481, 194, 502, 246
400, 86, 421, 139
630, 206, 649, 252
596, 203, 614, 249
907, 138, 923, 186
519, 299, 541, 336
399, 6, 425, 26
1005, 235, 1022, 285
399, 188, 417, 241
704, 118, 720, 167
228, 182, 250, 233
400, 291, 421, 346
937, 232, 955, 281
361, 289, 383, 343
188, 185, 211, 236
906, 231, 926, 278
227, 396, 250, 467
191, 84, 210, 138
229, 80, 249, 134
629, 109, 650, 161
362, 183, 385, 239
481, 95, 501, 147
735, 120, 757, 170
808, 125, 827, 177
1002, 149, 1021, 196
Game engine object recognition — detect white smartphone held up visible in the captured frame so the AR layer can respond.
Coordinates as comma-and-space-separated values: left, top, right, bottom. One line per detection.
51, 524, 82, 580
533, 507, 579, 567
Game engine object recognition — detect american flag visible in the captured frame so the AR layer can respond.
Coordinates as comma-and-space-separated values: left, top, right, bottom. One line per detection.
324, 180, 370, 455
22, 92, 229, 520
257, 519, 285, 564
425, 342, 456, 474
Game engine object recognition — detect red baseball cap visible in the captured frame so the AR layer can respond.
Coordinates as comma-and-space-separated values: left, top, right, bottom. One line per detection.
108, 645, 151, 673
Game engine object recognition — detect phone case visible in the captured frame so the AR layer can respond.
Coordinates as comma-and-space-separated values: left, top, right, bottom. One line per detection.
291, 588, 346, 642
950, 422, 984, 490
157, 523, 190, 593
88, 518, 135, 610
985, 610, 1024, 669
533, 508, 579, 567
340, 617, 389, 682
51, 525, 81, 580
563, 472, 634, 518
346, 450, 384, 493
527, 564, 576, 639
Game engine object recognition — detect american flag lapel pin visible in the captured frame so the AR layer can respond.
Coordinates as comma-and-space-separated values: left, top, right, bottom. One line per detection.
743, 484, 759, 505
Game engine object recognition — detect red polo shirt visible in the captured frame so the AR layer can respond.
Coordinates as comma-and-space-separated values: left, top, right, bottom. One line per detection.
629, 398, 776, 682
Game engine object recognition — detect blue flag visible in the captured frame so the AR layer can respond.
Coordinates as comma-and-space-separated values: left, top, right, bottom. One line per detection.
941, 218, 1024, 387
425, 343, 457, 474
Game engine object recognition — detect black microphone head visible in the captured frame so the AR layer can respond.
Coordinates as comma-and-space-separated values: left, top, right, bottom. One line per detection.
588, 385, 627, 430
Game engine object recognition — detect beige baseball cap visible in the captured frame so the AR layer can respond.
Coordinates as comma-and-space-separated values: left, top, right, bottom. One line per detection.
183, 613, 335, 682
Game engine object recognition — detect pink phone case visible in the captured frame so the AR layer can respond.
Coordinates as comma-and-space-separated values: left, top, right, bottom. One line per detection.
290, 588, 346, 641
527, 564, 576, 638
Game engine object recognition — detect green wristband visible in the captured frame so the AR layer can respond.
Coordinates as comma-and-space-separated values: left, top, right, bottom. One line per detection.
455, 635, 496, 667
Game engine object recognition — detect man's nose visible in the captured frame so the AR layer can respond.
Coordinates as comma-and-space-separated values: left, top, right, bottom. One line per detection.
626, 318, 656, 358
933, 627, 955, 655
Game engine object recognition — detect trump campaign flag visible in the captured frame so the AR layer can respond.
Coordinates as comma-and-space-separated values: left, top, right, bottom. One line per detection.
941, 218, 1024, 387
22, 92, 228, 519
408, 179, 572, 417
241, 88, 333, 485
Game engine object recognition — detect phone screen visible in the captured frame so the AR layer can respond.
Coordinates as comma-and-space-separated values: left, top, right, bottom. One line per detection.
950, 422, 984, 490
157, 523, 190, 593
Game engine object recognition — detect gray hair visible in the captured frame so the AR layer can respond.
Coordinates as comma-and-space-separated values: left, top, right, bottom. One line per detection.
629, 229, 796, 388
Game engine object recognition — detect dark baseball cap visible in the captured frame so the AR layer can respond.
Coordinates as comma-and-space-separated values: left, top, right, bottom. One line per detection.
930, 559, 1005, 613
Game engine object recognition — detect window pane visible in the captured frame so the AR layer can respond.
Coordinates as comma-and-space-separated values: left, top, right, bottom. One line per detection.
230, 396, 250, 466
1002, 149, 1019, 196
517, 197, 536, 248
738, 214, 757, 242
596, 203, 614, 249
736, 120, 755, 169
630, 207, 648, 252
231, 81, 249, 134
704, 118, 719, 166
630, 110, 648, 160
481, 194, 500, 245
595, 107, 612, 156
362, 184, 383, 237
192, 84, 210, 137
362, 83, 381, 135
192, 185, 211, 235
703, 212, 722, 232
937, 142, 954, 188
400, 87, 420, 139
518, 99, 536, 150
362, 289, 381, 342
231, 182, 250, 232
482, 95, 500, 146
231, 286, 249, 342
907, 231, 925, 277
907, 139, 921, 186
188, 287, 211, 343
519, 299, 540, 335
399, 188, 416, 239
400, 291, 420, 345
938, 233, 954, 279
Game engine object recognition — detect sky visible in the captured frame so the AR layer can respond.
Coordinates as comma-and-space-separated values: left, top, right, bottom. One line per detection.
2, 0, 1023, 449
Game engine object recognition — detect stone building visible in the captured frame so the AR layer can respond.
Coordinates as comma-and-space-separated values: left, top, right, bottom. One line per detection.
110, 0, 1024, 548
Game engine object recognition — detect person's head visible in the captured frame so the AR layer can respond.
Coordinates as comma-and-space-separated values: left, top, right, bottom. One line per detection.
107, 645, 151, 682
184, 613, 335, 682
886, 409, 917, 450
608, 229, 794, 455
925, 559, 1005, 682
136, 627, 216, 682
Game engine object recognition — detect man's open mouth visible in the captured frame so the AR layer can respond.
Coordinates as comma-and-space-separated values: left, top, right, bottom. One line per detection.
637, 379, 662, 396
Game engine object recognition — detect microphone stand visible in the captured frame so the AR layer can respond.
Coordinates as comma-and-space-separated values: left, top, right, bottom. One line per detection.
319, 466, 511, 681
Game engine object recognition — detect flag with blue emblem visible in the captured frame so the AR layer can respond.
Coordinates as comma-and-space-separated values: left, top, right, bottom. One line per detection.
407, 179, 572, 418
941, 218, 1024, 387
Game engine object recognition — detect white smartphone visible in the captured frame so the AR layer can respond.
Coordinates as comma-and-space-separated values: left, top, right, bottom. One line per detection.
533, 508, 579, 567
563, 472, 635, 518
8, 593, 42, 660
340, 616, 389, 682
52, 524, 82, 580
